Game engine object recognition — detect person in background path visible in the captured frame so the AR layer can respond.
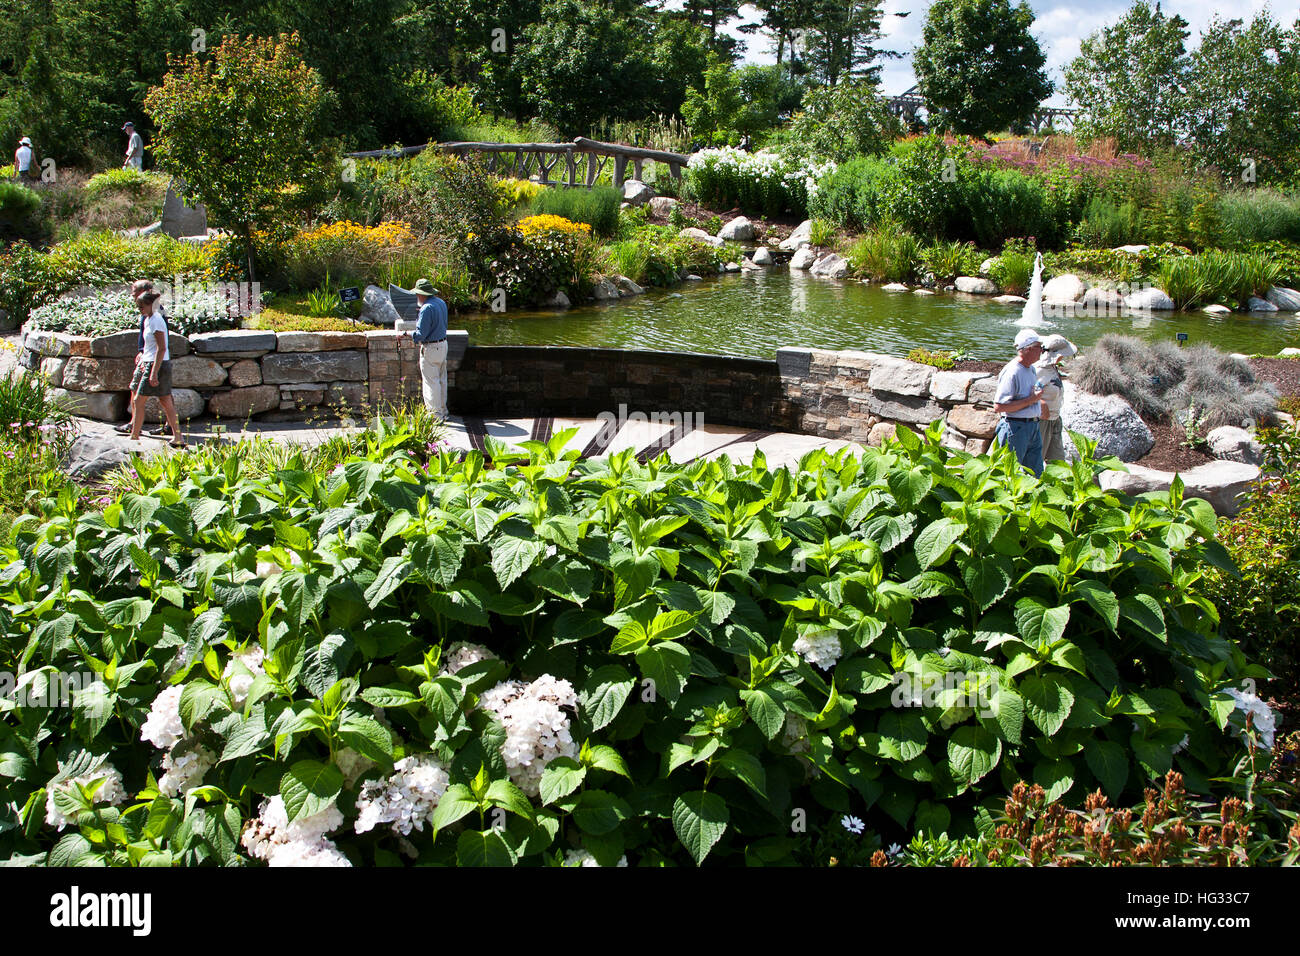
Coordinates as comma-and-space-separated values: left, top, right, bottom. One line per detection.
122, 122, 144, 170
993, 328, 1046, 475
13, 137, 34, 180
1034, 334, 1078, 465
126, 291, 185, 447
405, 278, 448, 417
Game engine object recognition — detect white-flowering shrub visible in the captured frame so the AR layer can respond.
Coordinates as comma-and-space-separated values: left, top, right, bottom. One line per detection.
139, 685, 185, 751
44, 764, 127, 830
354, 755, 450, 836
562, 848, 629, 867
687, 147, 836, 217
439, 641, 499, 677
1225, 687, 1278, 750
157, 745, 216, 797
241, 795, 350, 867
793, 629, 842, 670
223, 646, 266, 707
478, 675, 578, 797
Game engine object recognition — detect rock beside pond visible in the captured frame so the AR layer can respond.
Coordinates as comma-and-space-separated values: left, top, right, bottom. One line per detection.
614, 276, 644, 296
752, 247, 773, 266
1279, 347, 1300, 357
810, 253, 849, 279
592, 278, 620, 300
1099, 460, 1259, 516
789, 247, 817, 270
955, 276, 997, 295
1080, 287, 1125, 312
1114, 244, 1149, 254
1248, 296, 1278, 313
993, 294, 1027, 304
622, 180, 654, 205
881, 282, 909, 292
724, 261, 741, 273
679, 227, 724, 248
780, 220, 813, 251
978, 258, 995, 276
718, 216, 755, 241
1266, 286, 1300, 311
543, 289, 571, 309
1207, 426, 1263, 465
1061, 383, 1154, 461
1203, 303, 1231, 314
1042, 274, 1086, 304
913, 289, 934, 296
1123, 287, 1175, 310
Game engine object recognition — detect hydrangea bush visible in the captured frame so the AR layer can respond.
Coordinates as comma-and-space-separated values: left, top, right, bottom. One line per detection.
0, 424, 1269, 866
26, 289, 242, 338
686, 147, 835, 218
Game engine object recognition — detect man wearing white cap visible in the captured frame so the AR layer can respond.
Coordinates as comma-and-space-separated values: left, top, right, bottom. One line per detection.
13, 137, 33, 179
1034, 334, 1078, 464
122, 122, 144, 170
992, 328, 1047, 475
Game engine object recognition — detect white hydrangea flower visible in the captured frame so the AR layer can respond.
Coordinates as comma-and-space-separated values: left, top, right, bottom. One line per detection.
335, 747, 376, 788
439, 642, 499, 677
241, 795, 349, 867
1226, 687, 1278, 750
478, 675, 578, 797
140, 685, 185, 751
793, 629, 842, 670
562, 848, 629, 867
45, 764, 127, 830
353, 755, 450, 836
157, 745, 215, 796
222, 646, 266, 707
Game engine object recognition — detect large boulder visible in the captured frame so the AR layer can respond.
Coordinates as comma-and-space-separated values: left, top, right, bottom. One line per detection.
1099, 460, 1259, 517
207, 385, 279, 419
261, 351, 367, 385
171, 356, 227, 388
1247, 296, 1278, 313
1042, 274, 1086, 304
1266, 286, 1300, 311
1060, 383, 1155, 461
622, 180, 654, 205
866, 355, 934, 397
614, 276, 644, 297
144, 388, 204, 422
51, 388, 128, 422
789, 247, 817, 270
679, 227, 724, 248
64, 434, 136, 481
360, 285, 400, 326
592, 278, 620, 301
1206, 425, 1263, 465
945, 404, 1000, 439
718, 216, 755, 242
61, 357, 135, 392
752, 247, 773, 266
1124, 287, 1175, 310
543, 289, 571, 309
228, 360, 262, 387
160, 181, 208, 239
809, 253, 850, 279
648, 196, 678, 218
190, 329, 277, 356
275, 331, 369, 352
955, 276, 998, 295
779, 220, 813, 251
1080, 287, 1125, 314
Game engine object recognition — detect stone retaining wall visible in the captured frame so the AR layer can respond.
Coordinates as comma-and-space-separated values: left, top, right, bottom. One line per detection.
19, 328, 999, 450
17, 328, 471, 423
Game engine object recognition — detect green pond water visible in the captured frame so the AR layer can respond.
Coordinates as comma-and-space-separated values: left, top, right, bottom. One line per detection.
460, 270, 1300, 360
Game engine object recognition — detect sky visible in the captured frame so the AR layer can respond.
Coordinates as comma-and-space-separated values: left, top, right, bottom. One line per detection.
708, 1, 1300, 106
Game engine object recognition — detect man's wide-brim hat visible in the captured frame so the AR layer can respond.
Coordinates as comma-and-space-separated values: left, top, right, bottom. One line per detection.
410, 278, 438, 296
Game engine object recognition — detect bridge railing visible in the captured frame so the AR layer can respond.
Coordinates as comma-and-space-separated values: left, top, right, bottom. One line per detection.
346, 137, 690, 188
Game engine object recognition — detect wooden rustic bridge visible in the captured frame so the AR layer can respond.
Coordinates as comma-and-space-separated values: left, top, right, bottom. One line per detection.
884, 86, 1077, 133
347, 137, 690, 188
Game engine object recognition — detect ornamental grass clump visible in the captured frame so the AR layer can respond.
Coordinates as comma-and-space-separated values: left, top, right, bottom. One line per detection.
0, 419, 1272, 867
1071, 335, 1277, 427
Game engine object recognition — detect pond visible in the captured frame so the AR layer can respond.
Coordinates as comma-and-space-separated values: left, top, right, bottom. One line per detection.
460, 270, 1300, 359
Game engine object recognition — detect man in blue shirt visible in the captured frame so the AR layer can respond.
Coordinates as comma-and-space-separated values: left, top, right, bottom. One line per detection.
992, 328, 1046, 475
405, 278, 449, 417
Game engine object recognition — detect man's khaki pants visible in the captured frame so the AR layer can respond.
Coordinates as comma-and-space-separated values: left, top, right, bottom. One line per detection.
420, 340, 448, 417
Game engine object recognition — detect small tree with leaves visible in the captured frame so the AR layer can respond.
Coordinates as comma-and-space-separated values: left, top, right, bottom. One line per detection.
144, 33, 336, 281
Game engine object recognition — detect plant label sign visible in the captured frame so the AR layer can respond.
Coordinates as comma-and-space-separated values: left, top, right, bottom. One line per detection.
339, 287, 361, 303
1176, 332, 1189, 344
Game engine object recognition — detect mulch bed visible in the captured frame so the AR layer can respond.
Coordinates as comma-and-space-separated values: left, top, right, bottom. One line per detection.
952, 357, 1300, 472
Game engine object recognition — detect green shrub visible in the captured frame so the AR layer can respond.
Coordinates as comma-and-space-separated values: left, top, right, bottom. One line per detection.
1158, 250, 1283, 309
0, 424, 1268, 867
1217, 189, 1300, 247
846, 229, 920, 282
83, 168, 165, 202
27, 289, 241, 338
0, 370, 76, 535
989, 239, 1037, 295
1209, 427, 1300, 687
0, 180, 43, 240
1072, 335, 1278, 427
529, 186, 621, 238
607, 239, 651, 284
1072, 195, 1141, 248
808, 154, 892, 231
0, 241, 55, 327
906, 347, 957, 370
962, 167, 1065, 249
921, 240, 980, 282
808, 219, 836, 248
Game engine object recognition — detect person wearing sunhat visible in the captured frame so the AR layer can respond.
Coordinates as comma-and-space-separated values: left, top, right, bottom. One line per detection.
992, 328, 1047, 475
404, 278, 448, 417
1034, 334, 1078, 464
14, 137, 34, 180
122, 122, 144, 170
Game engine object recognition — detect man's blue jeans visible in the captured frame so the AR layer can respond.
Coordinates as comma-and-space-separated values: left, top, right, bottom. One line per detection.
993, 416, 1044, 476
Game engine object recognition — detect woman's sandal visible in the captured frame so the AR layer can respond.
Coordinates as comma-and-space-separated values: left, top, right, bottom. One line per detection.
168, 440, 188, 449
